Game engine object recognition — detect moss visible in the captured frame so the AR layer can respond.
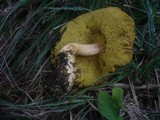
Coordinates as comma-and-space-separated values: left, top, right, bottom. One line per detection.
51, 7, 135, 87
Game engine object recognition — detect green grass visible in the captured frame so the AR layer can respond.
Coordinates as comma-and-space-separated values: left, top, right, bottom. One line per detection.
0, 0, 160, 119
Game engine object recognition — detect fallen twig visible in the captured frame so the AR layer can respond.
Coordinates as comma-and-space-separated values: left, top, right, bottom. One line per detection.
111, 83, 160, 90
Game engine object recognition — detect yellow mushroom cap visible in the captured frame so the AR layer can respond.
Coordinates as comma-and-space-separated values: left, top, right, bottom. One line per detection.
51, 7, 135, 87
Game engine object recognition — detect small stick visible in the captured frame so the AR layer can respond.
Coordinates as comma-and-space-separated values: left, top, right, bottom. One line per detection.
111, 83, 160, 90
128, 79, 139, 107
87, 100, 98, 111
155, 69, 160, 111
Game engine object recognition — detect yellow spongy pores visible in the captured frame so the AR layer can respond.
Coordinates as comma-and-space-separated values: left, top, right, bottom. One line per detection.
51, 7, 135, 87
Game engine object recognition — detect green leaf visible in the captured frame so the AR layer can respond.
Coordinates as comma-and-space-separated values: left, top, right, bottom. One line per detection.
112, 87, 124, 109
97, 91, 123, 120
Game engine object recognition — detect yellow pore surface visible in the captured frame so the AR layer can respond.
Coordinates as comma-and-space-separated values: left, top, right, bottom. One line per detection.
51, 7, 135, 87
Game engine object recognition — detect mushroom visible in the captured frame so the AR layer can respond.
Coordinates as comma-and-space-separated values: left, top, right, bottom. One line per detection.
50, 7, 135, 95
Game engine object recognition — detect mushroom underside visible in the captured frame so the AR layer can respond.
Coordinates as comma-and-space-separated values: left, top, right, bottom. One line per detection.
51, 7, 135, 88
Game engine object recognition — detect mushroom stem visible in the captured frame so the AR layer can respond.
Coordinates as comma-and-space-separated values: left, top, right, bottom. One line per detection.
57, 43, 103, 90
45, 43, 103, 99
59, 43, 104, 56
